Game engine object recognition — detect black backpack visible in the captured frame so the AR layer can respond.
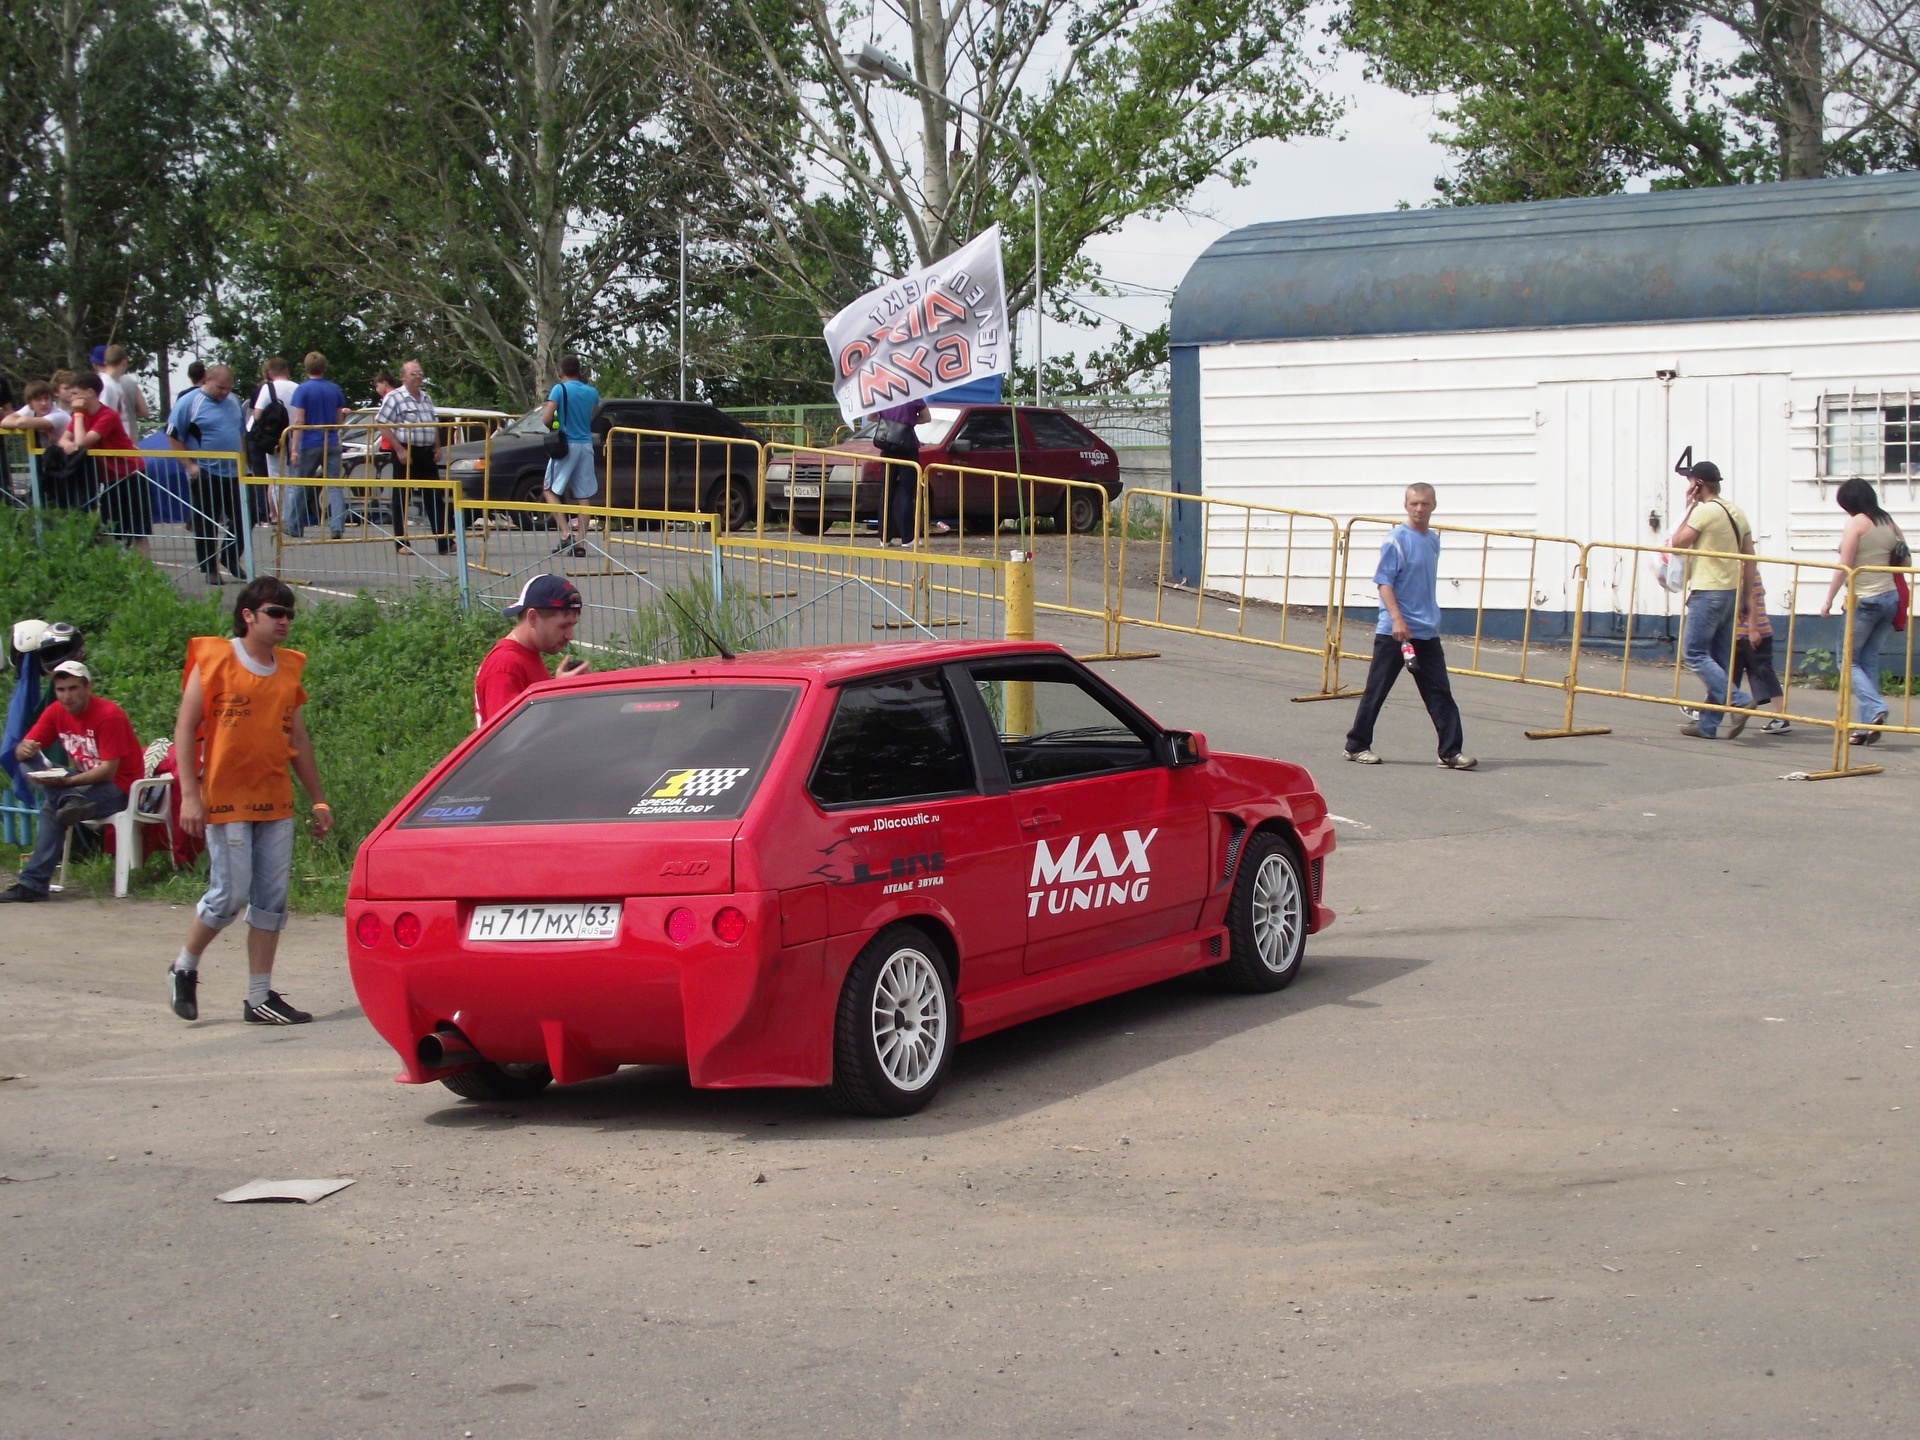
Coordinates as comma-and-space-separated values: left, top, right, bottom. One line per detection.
251, 380, 291, 463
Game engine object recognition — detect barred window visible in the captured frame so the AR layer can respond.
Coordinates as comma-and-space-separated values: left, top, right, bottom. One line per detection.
1820, 391, 1915, 481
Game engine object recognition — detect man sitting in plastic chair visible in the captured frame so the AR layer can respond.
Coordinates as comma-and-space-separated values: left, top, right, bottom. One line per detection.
2, 660, 144, 903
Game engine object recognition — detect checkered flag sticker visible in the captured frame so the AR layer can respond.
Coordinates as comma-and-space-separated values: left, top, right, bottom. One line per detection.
647, 767, 751, 799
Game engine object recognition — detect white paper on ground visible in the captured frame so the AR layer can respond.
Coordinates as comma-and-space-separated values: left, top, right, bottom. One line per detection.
217, 1177, 355, 1204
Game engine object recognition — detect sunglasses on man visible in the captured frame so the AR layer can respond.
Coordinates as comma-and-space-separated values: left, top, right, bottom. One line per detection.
257, 605, 295, 620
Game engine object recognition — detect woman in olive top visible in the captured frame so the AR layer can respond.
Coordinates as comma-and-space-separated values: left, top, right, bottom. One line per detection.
1821, 477, 1907, 745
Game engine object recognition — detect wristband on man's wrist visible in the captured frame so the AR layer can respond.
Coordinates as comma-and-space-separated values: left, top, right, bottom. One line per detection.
312, 802, 330, 811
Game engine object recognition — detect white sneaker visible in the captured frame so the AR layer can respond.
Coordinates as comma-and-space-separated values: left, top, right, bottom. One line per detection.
1438, 753, 1478, 770
1344, 748, 1381, 764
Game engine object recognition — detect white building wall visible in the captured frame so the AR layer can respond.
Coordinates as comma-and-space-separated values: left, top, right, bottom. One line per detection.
1197, 311, 1920, 617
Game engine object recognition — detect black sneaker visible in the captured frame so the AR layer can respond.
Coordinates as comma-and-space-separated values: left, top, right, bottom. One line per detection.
244, 991, 312, 1025
169, 966, 198, 1021
0, 883, 47, 903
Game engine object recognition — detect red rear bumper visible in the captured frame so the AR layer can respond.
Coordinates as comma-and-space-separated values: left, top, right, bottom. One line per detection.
347, 892, 836, 1089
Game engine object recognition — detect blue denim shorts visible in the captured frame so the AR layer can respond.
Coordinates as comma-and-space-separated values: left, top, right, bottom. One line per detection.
544, 445, 598, 499
196, 818, 296, 932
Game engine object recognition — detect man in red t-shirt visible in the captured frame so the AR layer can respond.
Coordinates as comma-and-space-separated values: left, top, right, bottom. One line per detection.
473, 574, 589, 727
2, 660, 144, 902
60, 371, 150, 558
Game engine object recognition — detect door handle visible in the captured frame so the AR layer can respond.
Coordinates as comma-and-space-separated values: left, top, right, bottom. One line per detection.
1019, 810, 1062, 831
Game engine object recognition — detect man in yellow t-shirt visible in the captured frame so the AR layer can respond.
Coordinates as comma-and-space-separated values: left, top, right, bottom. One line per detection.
166, 579, 333, 1025
1669, 459, 1756, 740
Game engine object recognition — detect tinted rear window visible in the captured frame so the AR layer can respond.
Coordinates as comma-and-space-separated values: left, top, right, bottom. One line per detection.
1024, 412, 1098, 449
404, 685, 798, 827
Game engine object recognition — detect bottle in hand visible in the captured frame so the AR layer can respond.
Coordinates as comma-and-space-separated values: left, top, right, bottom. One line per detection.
1400, 641, 1417, 674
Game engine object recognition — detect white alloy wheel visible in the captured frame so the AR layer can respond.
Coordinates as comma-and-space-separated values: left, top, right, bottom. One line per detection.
871, 947, 948, 1091
1249, 850, 1304, 972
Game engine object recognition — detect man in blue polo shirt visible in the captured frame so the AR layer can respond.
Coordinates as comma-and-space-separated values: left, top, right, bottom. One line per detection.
540, 353, 599, 558
1343, 482, 1476, 770
289, 351, 350, 539
166, 363, 249, 585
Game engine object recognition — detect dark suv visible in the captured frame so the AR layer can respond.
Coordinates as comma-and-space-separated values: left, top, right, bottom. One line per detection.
764, 404, 1122, 534
445, 399, 764, 529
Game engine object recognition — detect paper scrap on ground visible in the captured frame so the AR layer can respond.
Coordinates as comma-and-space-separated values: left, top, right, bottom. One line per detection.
217, 1178, 355, 1204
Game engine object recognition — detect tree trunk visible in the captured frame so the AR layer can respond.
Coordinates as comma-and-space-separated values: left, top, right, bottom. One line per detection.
909, 0, 956, 263
1768, 0, 1825, 178
56, 0, 84, 367
528, 0, 566, 404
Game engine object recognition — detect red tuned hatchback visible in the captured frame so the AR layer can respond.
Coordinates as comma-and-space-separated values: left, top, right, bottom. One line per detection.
347, 641, 1335, 1116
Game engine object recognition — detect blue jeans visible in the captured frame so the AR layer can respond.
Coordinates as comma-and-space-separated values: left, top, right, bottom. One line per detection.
1848, 590, 1898, 727
1683, 588, 1749, 736
196, 818, 296, 933
15, 780, 127, 894
294, 443, 347, 537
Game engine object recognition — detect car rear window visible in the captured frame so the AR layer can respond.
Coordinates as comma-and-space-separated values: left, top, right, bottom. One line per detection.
1024, 412, 1099, 449
403, 684, 799, 827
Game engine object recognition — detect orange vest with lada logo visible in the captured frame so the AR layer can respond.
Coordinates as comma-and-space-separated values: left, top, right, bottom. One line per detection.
184, 636, 308, 824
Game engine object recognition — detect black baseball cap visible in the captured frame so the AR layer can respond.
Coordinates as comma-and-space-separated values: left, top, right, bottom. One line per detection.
1681, 460, 1723, 485
504, 574, 583, 617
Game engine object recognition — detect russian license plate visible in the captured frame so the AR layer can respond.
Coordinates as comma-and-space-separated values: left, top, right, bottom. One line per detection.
786, 483, 822, 498
467, 902, 620, 943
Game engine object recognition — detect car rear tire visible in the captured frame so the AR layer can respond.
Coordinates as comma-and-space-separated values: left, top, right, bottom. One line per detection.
1058, 485, 1108, 534
439, 1061, 554, 1101
787, 510, 833, 536
509, 473, 551, 530
829, 924, 956, 1116
705, 475, 754, 533
1216, 831, 1308, 992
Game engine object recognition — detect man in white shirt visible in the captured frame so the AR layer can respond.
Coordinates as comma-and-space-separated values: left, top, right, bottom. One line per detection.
247, 357, 301, 529
99, 344, 148, 435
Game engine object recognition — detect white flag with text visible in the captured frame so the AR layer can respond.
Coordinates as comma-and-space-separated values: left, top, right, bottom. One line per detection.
824, 226, 1009, 423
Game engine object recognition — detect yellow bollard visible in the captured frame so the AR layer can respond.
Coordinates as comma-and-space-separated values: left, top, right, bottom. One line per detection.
1005, 549, 1035, 736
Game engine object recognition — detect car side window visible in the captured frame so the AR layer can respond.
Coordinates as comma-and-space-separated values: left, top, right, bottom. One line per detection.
968, 664, 1155, 785
810, 673, 977, 807
1024, 412, 1096, 449
957, 412, 1017, 449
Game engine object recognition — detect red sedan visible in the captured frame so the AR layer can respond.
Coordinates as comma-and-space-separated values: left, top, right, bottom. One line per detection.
347, 641, 1335, 1116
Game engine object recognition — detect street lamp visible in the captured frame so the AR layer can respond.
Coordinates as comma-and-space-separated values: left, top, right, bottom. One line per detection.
852, 42, 1043, 405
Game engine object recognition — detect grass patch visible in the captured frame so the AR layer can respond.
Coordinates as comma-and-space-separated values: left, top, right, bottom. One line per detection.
0, 511, 740, 914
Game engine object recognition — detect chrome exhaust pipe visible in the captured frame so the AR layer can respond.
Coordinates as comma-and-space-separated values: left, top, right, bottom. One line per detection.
416, 1027, 479, 1069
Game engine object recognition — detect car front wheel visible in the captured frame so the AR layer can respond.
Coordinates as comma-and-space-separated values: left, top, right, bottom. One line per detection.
1217, 831, 1308, 992
830, 924, 956, 1115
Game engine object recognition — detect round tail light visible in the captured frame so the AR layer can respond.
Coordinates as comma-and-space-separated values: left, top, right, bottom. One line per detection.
394, 912, 423, 948
665, 907, 697, 945
354, 913, 382, 947
713, 907, 748, 944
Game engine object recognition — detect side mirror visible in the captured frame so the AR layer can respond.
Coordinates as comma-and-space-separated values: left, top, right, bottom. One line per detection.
1167, 730, 1209, 766
948, 437, 973, 454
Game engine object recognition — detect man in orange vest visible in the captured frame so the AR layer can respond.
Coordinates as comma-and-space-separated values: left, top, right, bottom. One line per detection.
167, 579, 333, 1024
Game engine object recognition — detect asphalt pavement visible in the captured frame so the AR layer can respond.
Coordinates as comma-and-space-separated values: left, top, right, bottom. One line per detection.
2, 619, 1915, 1438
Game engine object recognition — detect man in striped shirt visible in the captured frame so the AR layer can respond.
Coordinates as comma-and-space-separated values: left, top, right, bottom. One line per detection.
375, 360, 448, 554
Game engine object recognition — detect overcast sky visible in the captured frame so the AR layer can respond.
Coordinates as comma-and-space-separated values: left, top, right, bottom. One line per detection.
1059, 52, 1455, 385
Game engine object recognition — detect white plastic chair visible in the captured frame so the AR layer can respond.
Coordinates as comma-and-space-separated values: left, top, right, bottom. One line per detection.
51, 775, 175, 898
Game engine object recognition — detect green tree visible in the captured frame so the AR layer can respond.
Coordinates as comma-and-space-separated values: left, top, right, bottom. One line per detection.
1339, 0, 1737, 202
238, 0, 788, 408
656, 0, 1336, 390
0, 0, 222, 382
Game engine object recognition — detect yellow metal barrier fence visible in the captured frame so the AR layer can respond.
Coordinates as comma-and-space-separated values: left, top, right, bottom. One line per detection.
1525, 541, 1865, 773
715, 532, 1014, 649
1111, 488, 1344, 685
26, 438, 255, 583
1326, 517, 1594, 720
1801, 563, 1919, 779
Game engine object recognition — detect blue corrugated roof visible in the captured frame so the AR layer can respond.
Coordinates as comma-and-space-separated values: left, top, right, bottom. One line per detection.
1170, 173, 1920, 346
